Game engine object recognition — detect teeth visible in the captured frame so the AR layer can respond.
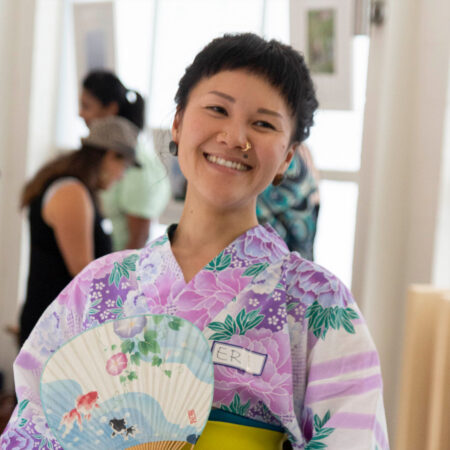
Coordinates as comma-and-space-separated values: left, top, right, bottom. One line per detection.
206, 154, 249, 171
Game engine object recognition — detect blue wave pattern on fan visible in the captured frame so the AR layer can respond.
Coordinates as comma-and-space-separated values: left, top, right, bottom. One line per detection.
40, 314, 214, 449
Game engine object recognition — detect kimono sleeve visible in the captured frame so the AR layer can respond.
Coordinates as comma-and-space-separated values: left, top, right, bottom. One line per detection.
303, 282, 389, 450
287, 258, 389, 450
0, 264, 96, 450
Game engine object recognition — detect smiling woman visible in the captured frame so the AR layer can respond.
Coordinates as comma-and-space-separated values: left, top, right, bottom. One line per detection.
1, 33, 388, 450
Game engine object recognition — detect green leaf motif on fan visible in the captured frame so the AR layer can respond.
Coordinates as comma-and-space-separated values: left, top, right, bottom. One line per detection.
108, 254, 139, 287
121, 340, 135, 354
305, 410, 334, 449
208, 308, 265, 340
152, 355, 162, 367
221, 393, 250, 416
164, 370, 172, 378
205, 251, 232, 272
305, 300, 359, 339
243, 262, 269, 278
168, 317, 183, 331
127, 371, 138, 381
130, 352, 141, 366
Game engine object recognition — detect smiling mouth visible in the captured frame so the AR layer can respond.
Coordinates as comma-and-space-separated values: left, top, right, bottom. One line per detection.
204, 153, 251, 172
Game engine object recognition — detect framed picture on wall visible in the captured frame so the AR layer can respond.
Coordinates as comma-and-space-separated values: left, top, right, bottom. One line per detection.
73, 1, 116, 87
290, 0, 354, 110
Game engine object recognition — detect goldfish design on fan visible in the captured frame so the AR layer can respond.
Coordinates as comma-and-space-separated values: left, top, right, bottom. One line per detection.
109, 417, 138, 440
59, 391, 99, 437
59, 408, 82, 438
76, 391, 100, 420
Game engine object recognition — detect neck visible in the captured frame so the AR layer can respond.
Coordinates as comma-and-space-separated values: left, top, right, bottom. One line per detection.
171, 191, 258, 257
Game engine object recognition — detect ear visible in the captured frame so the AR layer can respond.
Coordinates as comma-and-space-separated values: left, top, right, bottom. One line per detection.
105, 101, 119, 116
277, 142, 298, 175
171, 109, 183, 142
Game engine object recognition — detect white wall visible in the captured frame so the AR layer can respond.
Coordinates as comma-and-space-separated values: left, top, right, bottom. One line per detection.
353, 0, 450, 443
0, 0, 63, 391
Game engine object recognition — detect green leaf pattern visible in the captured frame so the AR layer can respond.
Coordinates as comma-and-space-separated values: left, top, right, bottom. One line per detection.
150, 235, 169, 247
221, 393, 251, 416
243, 262, 269, 278
305, 410, 335, 450
305, 300, 359, 339
208, 307, 265, 340
108, 254, 139, 287
205, 251, 232, 272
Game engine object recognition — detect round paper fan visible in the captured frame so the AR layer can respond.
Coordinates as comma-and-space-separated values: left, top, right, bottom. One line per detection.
40, 314, 214, 449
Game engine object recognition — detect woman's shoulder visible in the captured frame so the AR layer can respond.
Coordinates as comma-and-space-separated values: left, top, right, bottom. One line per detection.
42, 176, 89, 206
282, 251, 355, 308
79, 248, 144, 282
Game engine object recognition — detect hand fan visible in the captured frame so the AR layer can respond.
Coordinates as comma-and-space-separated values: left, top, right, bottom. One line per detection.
40, 314, 214, 449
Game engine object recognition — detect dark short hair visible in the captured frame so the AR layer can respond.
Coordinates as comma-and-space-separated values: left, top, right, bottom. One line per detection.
175, 33, 318, 144
83, 70, 145, 130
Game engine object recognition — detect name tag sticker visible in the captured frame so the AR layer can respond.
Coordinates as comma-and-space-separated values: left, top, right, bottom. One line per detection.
211, 342, 267, 376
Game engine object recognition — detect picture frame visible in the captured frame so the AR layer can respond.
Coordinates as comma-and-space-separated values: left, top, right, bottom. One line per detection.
290, 0, 354, 110
73, 1, 116, 87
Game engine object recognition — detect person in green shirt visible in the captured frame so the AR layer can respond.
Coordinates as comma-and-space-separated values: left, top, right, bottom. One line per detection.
80, 70, 171, 250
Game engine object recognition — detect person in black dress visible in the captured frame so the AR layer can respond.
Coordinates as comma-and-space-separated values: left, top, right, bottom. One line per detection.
19, 116, 139, 345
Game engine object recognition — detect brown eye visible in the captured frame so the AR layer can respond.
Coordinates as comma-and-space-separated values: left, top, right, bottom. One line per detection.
255, 120, 276, 130
207, 105, 227, 115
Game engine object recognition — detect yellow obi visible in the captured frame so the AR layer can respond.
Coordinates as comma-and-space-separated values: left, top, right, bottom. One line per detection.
195, 420, 286, 450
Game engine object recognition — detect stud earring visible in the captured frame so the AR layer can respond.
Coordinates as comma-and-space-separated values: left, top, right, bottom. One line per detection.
169, 140, 178, 156
272, 173, 285, 186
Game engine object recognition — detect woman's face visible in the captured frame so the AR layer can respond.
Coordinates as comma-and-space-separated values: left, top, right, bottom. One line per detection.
172, 69, 296, 212
99, 151, 130, 190
79, 89, 118, 127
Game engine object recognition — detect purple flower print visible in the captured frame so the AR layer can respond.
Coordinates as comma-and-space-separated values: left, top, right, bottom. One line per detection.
1, 428, 34, 449
140, 251, 163, 284
286, 254, 354, 309
213, 327, 292, 417
233, 225, 288, 262
113, 315, 147, 338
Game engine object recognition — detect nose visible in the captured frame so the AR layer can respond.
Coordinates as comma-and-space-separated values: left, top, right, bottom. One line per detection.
216, 121, 248, 151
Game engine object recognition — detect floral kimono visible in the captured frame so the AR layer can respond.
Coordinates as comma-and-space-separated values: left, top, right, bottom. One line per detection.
1, 225, 388, 449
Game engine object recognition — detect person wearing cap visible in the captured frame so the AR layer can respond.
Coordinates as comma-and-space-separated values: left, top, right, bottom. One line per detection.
18, 116, 138, 345
80, 70, 171, 251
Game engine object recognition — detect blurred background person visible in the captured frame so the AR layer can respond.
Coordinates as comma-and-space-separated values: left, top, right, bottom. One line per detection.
19, 116, 138, 345
256, 143, 320, 261
80, 70, 171, 250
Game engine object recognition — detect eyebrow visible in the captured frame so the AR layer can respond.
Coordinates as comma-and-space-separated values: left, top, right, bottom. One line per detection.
257, 108, 283, 118
208, 91, 283, 118
208, 90, 235, 102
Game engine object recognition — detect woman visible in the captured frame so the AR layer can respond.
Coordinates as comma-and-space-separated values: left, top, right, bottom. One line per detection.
80, 70, 171, 251
2, 34, 388, 449
256, 143, 320, 261
18, 116, 139, 345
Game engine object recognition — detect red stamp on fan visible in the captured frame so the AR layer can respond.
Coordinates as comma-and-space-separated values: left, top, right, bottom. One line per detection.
188, 409, 197, 424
